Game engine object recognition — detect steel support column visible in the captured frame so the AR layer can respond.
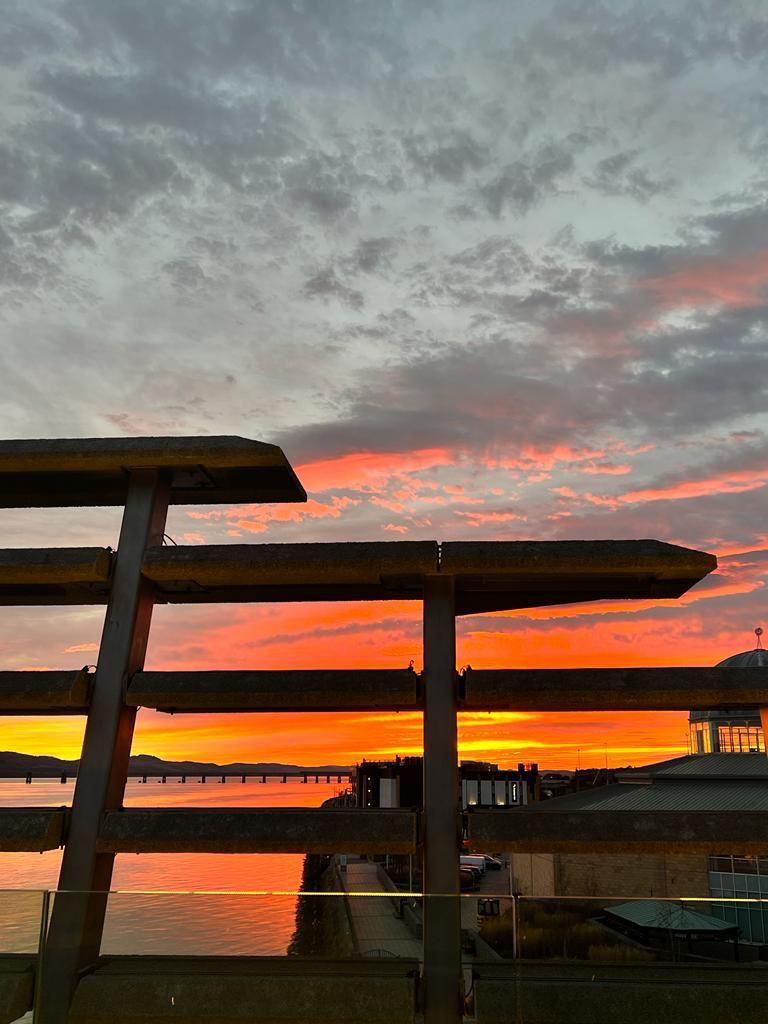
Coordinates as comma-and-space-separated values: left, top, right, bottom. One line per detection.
38, 469, 170, 1024
422, 573, 462, 1024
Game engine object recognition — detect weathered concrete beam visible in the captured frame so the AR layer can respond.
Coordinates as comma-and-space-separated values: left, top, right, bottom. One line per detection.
442, 540, 716, 614
128, 668, 421, 712
97, 809, 418, 854
143, 541, 439, 593
0, 809, 67, 851
0, 670, 91, 713
0, 955, 35, 1024
0, 435, 306, 507
0, 548, 112, 605
142, 538, 716, 612
462, 667, 768, 711
467, 809, 768, 854
69, 956, 419, 1024
474, 962, 768, 1024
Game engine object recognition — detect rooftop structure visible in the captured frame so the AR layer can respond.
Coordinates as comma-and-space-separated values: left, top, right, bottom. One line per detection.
689, 631, 767, 754
1, 434, 766, 1023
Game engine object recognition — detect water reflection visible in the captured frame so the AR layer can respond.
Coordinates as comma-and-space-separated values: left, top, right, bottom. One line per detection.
0, 778, 344, 955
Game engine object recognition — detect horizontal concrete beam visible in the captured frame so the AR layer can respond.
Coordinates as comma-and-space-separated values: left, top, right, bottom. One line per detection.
142, 539, 715, 613
128, 668, 421, 712
474, 962, 768, 1024
443, 539, 716, 614
0, 670, 91, 713
0, 955, 34, 1024
69, 956, 419, 1024
143, 541, 439, 599
0, 435, 306, 507
467, 809, 768, 854
462, 667, 768, 711
0, 548, 112, 605
0, 539, 715, 609
97, 808, 418, 854
0, 808, 68, 851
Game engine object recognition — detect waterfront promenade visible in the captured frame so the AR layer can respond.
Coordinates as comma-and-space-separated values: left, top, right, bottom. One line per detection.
341, 859, 422, 959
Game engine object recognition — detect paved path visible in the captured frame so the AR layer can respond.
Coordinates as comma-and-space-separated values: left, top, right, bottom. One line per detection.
341, 860, 422, 959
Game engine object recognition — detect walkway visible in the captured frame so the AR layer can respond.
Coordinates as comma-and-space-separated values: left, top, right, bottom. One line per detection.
341, 859, 422, 959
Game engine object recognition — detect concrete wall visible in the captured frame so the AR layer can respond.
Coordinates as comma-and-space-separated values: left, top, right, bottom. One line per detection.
510, 853, 556, 896
553, 852, 710, 899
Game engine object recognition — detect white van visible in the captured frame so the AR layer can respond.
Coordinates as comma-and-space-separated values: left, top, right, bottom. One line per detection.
460, 855, 486, 875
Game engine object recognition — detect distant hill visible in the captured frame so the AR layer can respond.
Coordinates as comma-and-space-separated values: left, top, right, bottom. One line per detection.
0, 750, 352, 777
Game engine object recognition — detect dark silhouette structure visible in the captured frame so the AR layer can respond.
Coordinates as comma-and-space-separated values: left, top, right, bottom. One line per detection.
0, 435, 766, 1022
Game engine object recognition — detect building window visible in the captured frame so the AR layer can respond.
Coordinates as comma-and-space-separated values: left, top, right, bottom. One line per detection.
690, 721, 713, 753
709, 855, 768, 944
718, 724, 765, 753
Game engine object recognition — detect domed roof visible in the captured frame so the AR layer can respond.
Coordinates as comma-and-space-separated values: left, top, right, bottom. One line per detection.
716, 629, 768, 668
689, 630, 767, 725
716, 648, 768, 668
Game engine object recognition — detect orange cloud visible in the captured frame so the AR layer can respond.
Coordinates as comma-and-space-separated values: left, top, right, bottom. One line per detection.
587, 466, 768, 508
296, 448, 454, 492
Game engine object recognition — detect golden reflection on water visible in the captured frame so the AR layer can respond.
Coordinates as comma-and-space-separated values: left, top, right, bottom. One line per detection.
0, 778, 345, 955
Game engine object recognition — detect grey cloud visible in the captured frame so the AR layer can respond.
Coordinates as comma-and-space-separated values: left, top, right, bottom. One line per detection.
344, 237, 399, 274
303, 267, 364, 309
403, 131, 488, 183
6, 116, 182, 231
478, 144, 573, 217
584, 150, 673, 201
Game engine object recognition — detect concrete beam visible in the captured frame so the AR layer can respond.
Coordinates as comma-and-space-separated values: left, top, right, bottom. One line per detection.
0, 955, 34, 1024
97, 808, 418, 854
467, 809, 768, 854
0, 435, 306, 507
143, 541, 439, 598
442, 540, 716, 614
0, 548, 112, 605
0, 809, 67, 851
69, 956, 419, 1024
474, 962, 768, 1024
128, 668, 421, 712
140, 539, 716, 611
463, 667, 768, 711
0, 670, 91, 713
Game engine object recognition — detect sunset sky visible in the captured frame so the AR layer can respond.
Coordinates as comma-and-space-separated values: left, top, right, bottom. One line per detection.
1, 0, 766, 768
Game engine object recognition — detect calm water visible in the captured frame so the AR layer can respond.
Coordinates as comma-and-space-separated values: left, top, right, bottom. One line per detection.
0, 777, 345, 956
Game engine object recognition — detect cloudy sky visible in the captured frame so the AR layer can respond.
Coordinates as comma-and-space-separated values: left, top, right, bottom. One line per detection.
1, 0, 767, 767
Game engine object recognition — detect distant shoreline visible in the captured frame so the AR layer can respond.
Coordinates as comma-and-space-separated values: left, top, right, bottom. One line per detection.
0, 750, 353, 778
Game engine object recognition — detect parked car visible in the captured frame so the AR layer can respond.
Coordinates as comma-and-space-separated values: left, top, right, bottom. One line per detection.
460, 855, 487, 875
482, 855, 503, 871
460, 867, 479, 891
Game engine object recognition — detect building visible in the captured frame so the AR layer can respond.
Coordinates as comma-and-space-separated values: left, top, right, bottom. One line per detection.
511, 635, 768, 946
689, 640, 767, 753
355, 756, 537, 810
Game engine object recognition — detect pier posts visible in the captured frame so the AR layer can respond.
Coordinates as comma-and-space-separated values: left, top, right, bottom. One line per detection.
422, 574, 462, 1024
37, 469, 170, 1024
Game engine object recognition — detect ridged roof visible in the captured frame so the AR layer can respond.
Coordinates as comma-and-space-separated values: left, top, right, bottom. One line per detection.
540, 779, 768, 812
618, 753, 768, 780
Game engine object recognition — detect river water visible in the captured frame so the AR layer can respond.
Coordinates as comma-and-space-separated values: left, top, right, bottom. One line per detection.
0, 777, 344, 956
